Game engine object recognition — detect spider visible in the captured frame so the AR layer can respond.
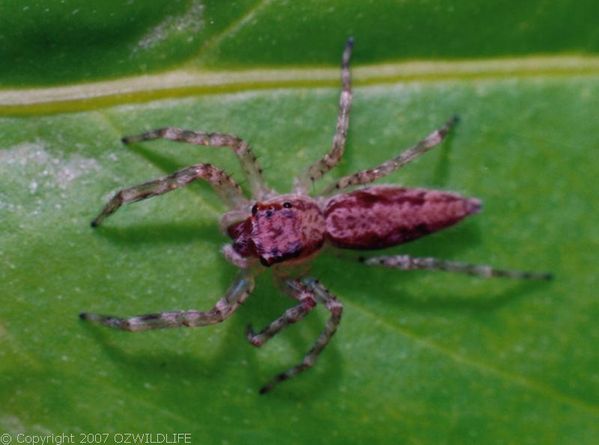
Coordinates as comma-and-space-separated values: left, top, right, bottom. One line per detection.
81, 38, 552, 394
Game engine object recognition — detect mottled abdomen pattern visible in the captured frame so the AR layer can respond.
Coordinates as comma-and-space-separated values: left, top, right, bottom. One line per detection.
324, 186, 481, 249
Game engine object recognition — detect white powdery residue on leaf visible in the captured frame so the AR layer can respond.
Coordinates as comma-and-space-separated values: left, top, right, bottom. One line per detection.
0, 414, 27, 434
55, 154, 101, 189
134, 0, 205, 52
0, 141, 101, 190
0, 141, 101, 215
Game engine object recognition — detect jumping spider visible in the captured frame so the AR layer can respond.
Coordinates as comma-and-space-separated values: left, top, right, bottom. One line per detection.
81, 38, 552, 394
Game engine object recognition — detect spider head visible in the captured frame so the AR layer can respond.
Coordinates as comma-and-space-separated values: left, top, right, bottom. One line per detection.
226, 195, 326, 267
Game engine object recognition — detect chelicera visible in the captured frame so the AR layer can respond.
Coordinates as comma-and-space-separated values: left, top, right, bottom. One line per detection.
81, 38, 552, 394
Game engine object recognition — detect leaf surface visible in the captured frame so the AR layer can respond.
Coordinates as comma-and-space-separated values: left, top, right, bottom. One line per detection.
1, 1, 597, 444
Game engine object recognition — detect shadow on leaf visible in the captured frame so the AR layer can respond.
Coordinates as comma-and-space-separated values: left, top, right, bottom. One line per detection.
92, 222, 223, 246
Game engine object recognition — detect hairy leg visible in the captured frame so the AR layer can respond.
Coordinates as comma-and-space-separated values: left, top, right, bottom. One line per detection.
246, 279, 317, 347
296, 38, 353, 192
80, 273, 255, 331
361, 254, 553, 280
123, 128, 271, 199
91, 163, 246, 227
323, 115, 458, 194
259, 278, 343, 394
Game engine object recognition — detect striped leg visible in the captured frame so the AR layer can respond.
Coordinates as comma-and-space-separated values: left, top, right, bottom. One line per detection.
246, 279, 317, 347
361, 255, 553, 280
259, 278, 343, 394
122, 128, 270, 199
91, 163, 246, 227
322, 115, 458, 194
79, 273, 255, 332
296, 38, 353, 192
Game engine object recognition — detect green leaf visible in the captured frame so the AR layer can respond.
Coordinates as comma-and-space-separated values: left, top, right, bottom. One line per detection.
1, 1, 597, 444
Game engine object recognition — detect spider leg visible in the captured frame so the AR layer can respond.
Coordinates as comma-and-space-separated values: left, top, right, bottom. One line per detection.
91, 163, 246, 227
122, 128, 271, 200
79, 272, 255, 331
246, 279, 317, 347
322, 115, 458, 194
259, 278, 343, 394
360, 254, 553, 280
295, 38, 353, 192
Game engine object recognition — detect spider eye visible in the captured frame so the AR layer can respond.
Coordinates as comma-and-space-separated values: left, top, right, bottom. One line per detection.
283, 202, 292, 209
251, 204, 258, 215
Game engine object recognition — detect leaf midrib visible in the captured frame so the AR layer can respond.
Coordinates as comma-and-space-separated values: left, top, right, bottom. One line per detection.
1, 55, 599, 116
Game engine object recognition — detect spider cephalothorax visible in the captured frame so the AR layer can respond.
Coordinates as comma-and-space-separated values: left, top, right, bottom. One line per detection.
226, 195, 325, 267
82, 38, 551, 394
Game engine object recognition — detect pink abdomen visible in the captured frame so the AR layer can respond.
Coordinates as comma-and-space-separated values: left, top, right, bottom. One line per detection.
324, 186, 481, 250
